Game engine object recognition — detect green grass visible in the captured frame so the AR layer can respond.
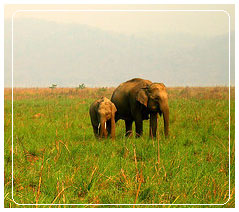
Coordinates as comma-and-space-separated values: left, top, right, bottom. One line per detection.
4, 87, 235, 207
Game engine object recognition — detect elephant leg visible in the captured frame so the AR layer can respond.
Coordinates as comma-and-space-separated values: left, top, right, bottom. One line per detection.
149, 113, 158, 138
93, 124, 99, 138
106, 120, 111, 137
125, 120, 133, 137
135, 119, 143, 138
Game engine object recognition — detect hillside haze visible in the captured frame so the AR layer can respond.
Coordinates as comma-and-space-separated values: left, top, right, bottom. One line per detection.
5, 18, 234, 87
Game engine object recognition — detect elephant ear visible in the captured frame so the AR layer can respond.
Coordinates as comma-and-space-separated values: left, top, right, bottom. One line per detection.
136, 88, 148, 107
111, 103, 117, 115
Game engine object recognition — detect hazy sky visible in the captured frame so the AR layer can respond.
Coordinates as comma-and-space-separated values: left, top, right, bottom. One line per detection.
4, 4, 234, 87
5, 4, 234, 36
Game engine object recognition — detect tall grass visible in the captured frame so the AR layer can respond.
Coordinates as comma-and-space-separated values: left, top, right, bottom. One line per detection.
4, 87, 235, 207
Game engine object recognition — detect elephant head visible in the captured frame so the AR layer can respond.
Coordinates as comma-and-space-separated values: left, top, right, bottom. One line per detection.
136, 83, 169, 137
97, 97, 117, 139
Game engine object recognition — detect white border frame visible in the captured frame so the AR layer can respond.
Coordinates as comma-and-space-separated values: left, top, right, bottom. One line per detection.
11, 9, 231, 207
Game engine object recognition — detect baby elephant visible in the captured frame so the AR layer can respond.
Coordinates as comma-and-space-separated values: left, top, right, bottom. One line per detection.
89, 97, 117, 139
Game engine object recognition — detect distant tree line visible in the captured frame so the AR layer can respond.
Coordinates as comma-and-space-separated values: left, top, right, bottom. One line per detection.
49, 83, 86, 89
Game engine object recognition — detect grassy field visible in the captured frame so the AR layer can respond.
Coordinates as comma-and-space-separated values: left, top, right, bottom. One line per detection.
4, 87, 235, 208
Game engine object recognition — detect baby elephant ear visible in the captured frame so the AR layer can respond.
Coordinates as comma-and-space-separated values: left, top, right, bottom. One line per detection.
111, 103, 117, 114
136, 88, 148, 107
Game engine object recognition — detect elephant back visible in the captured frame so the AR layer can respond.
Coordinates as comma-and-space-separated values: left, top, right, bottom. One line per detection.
111, 78, 152, 120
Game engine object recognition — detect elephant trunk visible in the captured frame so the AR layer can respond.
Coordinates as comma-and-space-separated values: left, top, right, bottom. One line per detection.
149, 112, 158, 138
162, 104, 169, 137
99, 118, 107, 139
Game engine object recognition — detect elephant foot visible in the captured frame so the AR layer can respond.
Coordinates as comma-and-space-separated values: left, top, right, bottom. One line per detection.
135, 132, 143, 138
125, 130, 133, 138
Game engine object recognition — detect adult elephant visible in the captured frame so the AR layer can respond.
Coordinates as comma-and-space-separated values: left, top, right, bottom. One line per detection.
110, 78, 169, 138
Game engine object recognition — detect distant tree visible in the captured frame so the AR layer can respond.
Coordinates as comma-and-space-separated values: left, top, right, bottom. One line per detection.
49, 84, 57, 89
78, 83, 86, 89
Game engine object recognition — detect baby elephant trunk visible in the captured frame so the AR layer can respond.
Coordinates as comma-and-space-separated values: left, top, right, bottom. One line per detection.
99, 119, 107, 139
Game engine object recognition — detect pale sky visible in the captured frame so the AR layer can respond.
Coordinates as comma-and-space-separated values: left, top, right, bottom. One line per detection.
5, 4, 234, 36
4, 4, 234, 87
